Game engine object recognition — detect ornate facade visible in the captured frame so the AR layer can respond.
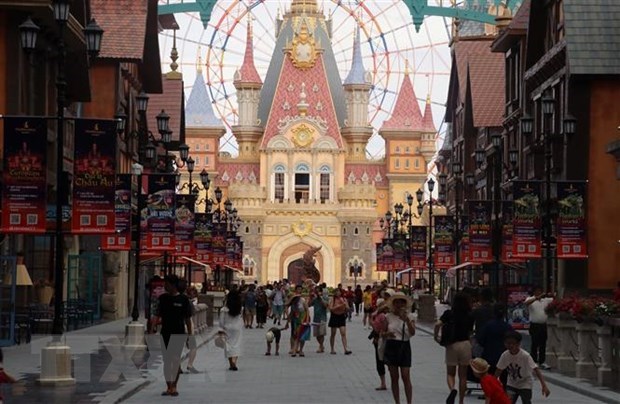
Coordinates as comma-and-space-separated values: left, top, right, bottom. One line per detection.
182, 0, 436, 286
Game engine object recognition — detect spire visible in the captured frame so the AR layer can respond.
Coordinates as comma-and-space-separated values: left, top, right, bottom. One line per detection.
343, 24, 368, 85
234, 14, 262, 87
290, 0, 318, 15
421, 94, 436, 132
186, 69, 222, 127
196, 46, 202, 74
380, 68, 424, 131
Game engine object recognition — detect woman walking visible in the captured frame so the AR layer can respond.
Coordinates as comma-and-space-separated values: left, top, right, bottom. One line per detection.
255, 286, 269, 329
328, 288, 352, 355
218, 290, 244, 371
434, 292, 474, 404
285, 285, 310, 356
354, 285, 363, 316
309, 285, 328, 353
362, 285, 373, 328
381, 292, 416, 404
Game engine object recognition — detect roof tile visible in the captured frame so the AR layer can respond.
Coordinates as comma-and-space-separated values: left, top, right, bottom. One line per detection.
147, 76, 184, 143
380, 72, 424, 131
91, 0, 148, 60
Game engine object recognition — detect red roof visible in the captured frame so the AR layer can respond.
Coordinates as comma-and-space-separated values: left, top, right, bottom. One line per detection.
421, 96, 436, 132
509, 0, 530, 31
91, 0, 148, 60
235, 19, 262, 86
381, 72, 424, 131
467, 54, 505, 127
454, 40, 494, 102
147, 76, 184, 143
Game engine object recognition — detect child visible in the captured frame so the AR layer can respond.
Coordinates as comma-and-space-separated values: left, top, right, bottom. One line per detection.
470, 357, 510, 404
495, 331, 550, 404
265, 327, 282, 356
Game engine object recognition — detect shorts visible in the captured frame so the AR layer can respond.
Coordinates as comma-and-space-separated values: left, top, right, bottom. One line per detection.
245, 307, 256, 316
445, 339, 472, 366
268, 328, 281, 343
383, 340, 412, 368
186, 335, 197, 350
328, 313, 347, 328
312, 322, 327, 337
363, 307, 373, 314
272, 304, 284, 316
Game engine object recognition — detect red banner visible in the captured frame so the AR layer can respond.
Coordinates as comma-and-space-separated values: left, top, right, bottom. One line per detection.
146, 175, 176, 251
459, 216, 470, 263
376, 243, 385, 272
433, 216, 455, 269
512, 181, 542, 258
501, 201, 523, 263
175, 194, 196, 256
194, 213, 212, 263
72, 119, 116, 233
2, 117, 47, 233
101, 174, 132, 250
410, 225, 427, 269
468, 201, 493, 264
556, 181, 587, 259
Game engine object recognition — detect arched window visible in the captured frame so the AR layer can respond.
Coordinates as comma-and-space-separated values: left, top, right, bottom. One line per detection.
242, 256, 256, 277
319, 165, 331, 203
273, 164, 286, 202
294, 163, 310, 203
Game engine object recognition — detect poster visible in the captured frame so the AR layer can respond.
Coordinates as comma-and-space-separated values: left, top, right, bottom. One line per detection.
2, 117, 47, 233
459, 216, 470, 263
468, 201, 493, 264
175, 194, 196, 256
556, 181, 587, 259
433, 215, 455, 269
72, 119, 116, 233
146, 175, 176, 250
376, 243, 385, 272
506, 284, 531, 330
512, 181, 542, 259
410, 225, 427, 269
101, 174, 132, 250
501, 201, 522, 263
194, 213, 212, 263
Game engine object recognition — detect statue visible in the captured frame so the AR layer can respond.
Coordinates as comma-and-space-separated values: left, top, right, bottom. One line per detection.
300, 245, 322, 284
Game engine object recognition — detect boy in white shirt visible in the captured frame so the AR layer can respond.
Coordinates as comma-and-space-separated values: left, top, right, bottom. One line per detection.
495, 331, 550, 404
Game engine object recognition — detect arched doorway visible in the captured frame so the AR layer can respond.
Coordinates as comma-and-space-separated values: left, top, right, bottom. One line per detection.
287, 258, 304, 286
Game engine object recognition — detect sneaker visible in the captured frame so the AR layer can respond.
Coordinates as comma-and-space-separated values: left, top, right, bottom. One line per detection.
540, 363, 551, 370
446, 389, 457, 404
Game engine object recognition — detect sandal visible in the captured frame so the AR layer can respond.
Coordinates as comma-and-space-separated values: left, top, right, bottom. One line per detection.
375, 386, 387, 391
344, 350, 352, 355
298, 352, 305, 357
330, 351, 337, 354
170, 391, 179, 397
161, 391, 170, 396
316, 348, 324, 353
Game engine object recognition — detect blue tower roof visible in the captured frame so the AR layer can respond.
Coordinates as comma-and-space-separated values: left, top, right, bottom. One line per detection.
186, 69, 222, 127
343, 25, 367, 85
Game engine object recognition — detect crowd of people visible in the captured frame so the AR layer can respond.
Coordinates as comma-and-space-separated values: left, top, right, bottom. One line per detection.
151, 276, 559, 404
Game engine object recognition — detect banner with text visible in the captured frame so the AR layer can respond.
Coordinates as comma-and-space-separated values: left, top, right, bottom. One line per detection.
393, 234, 407, 271
175, 194, 196, 256
410, 225, 427, 269
433, 215, 455, 269
556, 181, 587, 259
194, 213, 212, 263
459, 216, 470, 263
376, 243, 385, 272
101, 174, 132, 250
72, 119, 116, 233
467, 201, 493, 264
512, 181, 542, 259
146, 175, 176, 250
501, 201, 522, 263
2, 117, 47, 233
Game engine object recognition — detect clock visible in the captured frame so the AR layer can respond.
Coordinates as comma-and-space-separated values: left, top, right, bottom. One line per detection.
291, 123, 315, 148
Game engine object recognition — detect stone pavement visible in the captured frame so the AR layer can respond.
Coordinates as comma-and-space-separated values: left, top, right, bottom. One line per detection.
0, 308, 618, 403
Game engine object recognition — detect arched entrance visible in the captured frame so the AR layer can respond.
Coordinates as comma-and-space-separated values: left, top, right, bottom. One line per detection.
287, 258, 304, 286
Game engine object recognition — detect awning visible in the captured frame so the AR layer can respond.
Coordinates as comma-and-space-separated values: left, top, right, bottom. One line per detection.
446, 262, 475, 277
395, 268, 426, 279
223, 265, 244, 274
180, 256, 212, 273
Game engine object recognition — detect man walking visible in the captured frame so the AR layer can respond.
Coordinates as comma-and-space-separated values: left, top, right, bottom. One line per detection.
524, 287, 554, 370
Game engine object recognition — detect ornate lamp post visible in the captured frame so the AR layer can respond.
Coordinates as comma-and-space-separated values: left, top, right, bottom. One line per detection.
416, 178, 435, 294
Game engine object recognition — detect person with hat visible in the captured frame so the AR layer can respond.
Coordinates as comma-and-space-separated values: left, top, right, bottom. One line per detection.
381, 291, 416, 404
469, 357, 510, 404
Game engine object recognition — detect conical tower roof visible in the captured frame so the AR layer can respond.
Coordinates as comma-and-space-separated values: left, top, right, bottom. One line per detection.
381, 66, 424, 131
186, 59, 222, 127
234, 16, 262, 87
343, 25, 368, 85
421, 94, 436, 132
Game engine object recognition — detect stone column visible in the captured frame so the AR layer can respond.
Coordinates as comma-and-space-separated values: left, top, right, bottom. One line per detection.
575, 320, 598, 381
556, 316, 578, 376
545, 315, 560, 368
596, 324, 613, 387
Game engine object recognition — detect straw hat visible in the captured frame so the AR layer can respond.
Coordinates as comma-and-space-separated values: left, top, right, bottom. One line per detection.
386, 291, 413, 310
470, 358, 490, 374
265, 330, 275, 343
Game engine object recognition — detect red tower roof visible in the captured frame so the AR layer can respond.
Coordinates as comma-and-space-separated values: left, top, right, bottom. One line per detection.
421, 95, 436, 132
381, 70, 424, 131
234, 17, 262, 87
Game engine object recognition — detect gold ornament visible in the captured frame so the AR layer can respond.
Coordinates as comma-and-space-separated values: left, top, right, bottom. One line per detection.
291, 123, 315, 148
292, 219, 313, 238
289, 19, 318, 70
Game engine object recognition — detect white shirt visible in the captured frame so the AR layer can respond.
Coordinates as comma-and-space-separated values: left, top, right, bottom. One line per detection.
526, 296, 553, 324
385, 312, 415, 341
497, 348, 537, 389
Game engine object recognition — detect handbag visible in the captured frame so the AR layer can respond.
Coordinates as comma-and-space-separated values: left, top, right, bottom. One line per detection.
439, 313, 456, 347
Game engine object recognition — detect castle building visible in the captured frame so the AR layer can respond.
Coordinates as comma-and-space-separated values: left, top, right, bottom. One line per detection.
181, 0, 436, 286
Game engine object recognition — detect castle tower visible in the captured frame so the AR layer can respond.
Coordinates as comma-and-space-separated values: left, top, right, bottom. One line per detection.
420, 94, 437, 164
342, 25, 373, 161
233, 15, 263, 160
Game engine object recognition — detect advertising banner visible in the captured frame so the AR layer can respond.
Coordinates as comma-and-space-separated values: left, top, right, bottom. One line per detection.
556, 182, 587, 259
72, 119, 116, 233
194, 213, 212, 263
506, 284, 531, 330
376, 243, 385, 272
512, 181, 542, 259
467, 201, 493, 264
146, 175, 176, 250
212, 230, 227, 268
410, 225, 427, 269
392, 234, 407, 271
2, 117, 47, 233
101, 174, 132, 250
175, 194, 196, 256
501, 201, 522, 263
433, 215, 455, 269
459, 216, 470, 263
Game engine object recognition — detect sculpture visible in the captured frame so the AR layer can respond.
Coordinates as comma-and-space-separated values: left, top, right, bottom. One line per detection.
300, 245, 322, 284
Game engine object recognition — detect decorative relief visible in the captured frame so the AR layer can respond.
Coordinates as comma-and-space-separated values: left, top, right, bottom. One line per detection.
291, 123, 315, 148
283, 101, 291, 110
348, 172, 356, 184
287, 83, 295, 92
221, 171, 230, 182
315, 101, 323, 111
374, 172, 383, 183
235, 171, 244, 182
312, 83, 319, 93
286, 18, 320, 70
292, 219, 313, 238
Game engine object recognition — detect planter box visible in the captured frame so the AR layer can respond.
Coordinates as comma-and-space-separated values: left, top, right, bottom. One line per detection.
575, 320, 598, 381
546, 316, 560, 368
557, 316, 578, 376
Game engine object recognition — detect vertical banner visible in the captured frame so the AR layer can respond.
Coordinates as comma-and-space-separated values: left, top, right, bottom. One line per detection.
376, 243, 385, 272
174, 194, 196, 256
382, 240, 394, 272
501, 201, 522, 263
146, 175, 176, 250
505, 284, 531, 330
468, 201, 493, 264
433, 215, 455, 269
512, 181, 542, 258
226, 234, 237, 268
194, 213, 212, 263
409, 225, 427, 269
393, 234, 407, 271
556, 182, 587, 259
459, 216, 470, 263
2, 117, 47, 233
101, 174, 132, 250
72, 119, 116, 233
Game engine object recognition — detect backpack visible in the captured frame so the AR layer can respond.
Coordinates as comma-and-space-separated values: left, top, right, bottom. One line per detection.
439, 311, 456, 347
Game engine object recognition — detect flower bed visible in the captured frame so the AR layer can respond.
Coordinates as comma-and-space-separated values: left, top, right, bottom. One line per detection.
545, 295, 620, 323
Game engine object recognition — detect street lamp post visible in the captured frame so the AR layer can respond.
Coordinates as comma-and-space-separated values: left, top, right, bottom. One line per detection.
416, 178, 435, 294
19, 0, 104, 385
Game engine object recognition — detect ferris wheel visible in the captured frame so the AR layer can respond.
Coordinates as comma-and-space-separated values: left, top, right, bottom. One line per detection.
158, 0, 452, 159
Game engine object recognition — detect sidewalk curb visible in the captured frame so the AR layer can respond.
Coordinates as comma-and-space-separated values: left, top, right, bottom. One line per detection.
415, 322, 620, 404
